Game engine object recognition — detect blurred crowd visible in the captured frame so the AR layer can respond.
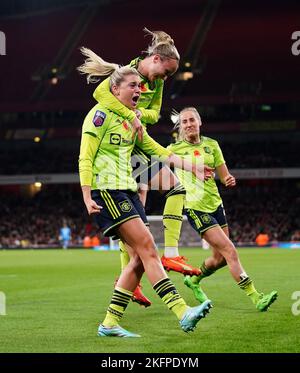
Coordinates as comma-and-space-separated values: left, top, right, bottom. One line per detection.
222, 183, 300, 244
0, 186, 98, 248
0, 181, 299, 248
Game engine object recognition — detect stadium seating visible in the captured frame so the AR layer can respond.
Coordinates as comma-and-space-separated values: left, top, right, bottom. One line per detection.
0, 180, 298, 247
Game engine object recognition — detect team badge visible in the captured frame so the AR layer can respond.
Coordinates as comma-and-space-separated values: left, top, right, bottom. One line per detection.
201, 214, 211, 224
204, 146, 211, 154
92, 110, 106, 127
119, 200, 132, 212
109, 133, 121, 145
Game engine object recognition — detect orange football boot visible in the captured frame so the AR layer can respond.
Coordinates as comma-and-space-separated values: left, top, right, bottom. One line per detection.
114, 278, 151, 307
132, 283, 152, 308
161, 256, 201, 276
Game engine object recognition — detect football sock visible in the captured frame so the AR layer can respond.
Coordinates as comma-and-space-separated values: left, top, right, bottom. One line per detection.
164, 246, 179, 258
153, 278, 187, 319
191, 261, 216, 284
119, 241, 130, 271
102, 287, 133, 327
237, 277, 261, 304
163, 184, 185, 257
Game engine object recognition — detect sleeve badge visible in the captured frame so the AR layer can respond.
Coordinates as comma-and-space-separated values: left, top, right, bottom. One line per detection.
93, 110, 106, 127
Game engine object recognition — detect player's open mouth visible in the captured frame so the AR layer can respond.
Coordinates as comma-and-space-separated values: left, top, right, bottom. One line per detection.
132, 95, 140, 106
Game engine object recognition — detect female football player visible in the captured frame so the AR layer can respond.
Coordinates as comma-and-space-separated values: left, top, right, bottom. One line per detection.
78, 57, 212, 337
169, 107, 277, 312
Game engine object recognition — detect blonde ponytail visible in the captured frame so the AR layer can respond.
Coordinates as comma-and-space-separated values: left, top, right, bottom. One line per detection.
143, 27, 175, 46
77, 47, 119, 84
143, 27, 180, 61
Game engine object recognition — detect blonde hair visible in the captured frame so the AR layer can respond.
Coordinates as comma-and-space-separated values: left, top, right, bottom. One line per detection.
143, 27, 180, 61
77, 47, 139, 85
172, 107, 201, 140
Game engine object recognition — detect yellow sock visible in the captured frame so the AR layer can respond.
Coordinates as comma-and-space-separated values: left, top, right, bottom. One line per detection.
119, 241, 130, 271
153, 278, 188, 319
170, 302, 188, 320
102, 287, 133, 327
238, 277, 261, 304
163, 187, 185, 249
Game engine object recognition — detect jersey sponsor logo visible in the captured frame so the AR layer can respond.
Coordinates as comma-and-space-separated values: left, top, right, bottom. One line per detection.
193, 150, 201, 157
118, 200, 132, 213
200, 214, 211, 224
109, 133, 121, 145
204, 146, 211, 154
121, 138, 132, 144
93, 110, 106, 127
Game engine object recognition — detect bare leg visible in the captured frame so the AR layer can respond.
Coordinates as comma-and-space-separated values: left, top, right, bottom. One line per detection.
117, 218, 167, 285
116, 243, 144, 291
101, 217, 213, 334
203, 226, 228, 271
203, 226, 246, 282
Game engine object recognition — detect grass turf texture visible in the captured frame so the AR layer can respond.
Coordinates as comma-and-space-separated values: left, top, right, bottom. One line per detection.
0, 248, 299, 353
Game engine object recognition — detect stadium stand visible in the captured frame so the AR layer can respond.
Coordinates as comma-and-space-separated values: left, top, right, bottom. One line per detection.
0, 179, 299, 248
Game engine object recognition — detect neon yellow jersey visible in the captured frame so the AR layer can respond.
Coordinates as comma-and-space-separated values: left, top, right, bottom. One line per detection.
79, 104, 172, 191
167, 137, 225, 212
93, 57, 164, 126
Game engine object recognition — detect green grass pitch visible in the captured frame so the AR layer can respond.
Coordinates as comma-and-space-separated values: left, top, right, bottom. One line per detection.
0, 248, 299, 353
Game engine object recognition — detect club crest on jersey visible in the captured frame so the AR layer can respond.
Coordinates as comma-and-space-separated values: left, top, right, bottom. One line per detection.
93, 110, 106, 127
204, 146, 211, 154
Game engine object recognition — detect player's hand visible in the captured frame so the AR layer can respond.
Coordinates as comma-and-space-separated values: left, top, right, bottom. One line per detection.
85, 199, 102, 215
132, 116, 144, 142
135, 109, 142, 119
223, 174, 236, 187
